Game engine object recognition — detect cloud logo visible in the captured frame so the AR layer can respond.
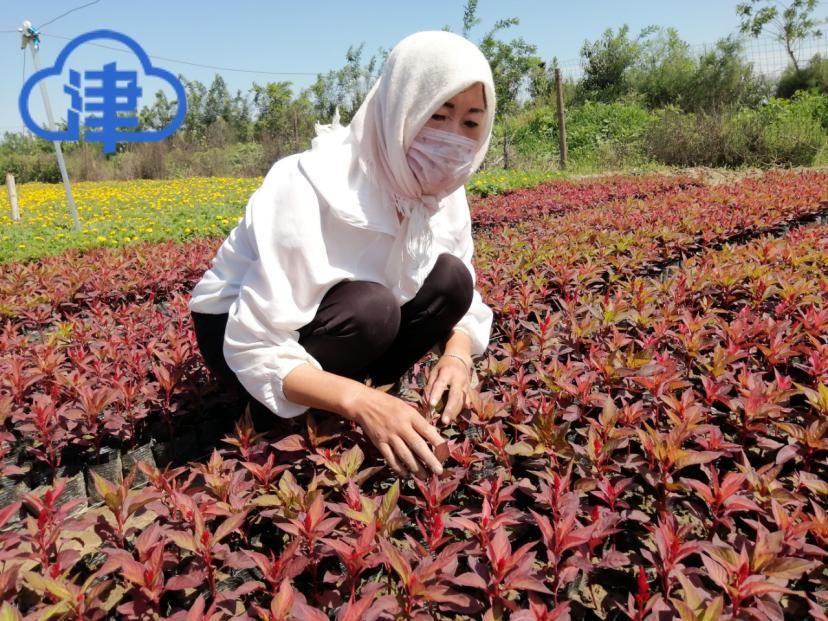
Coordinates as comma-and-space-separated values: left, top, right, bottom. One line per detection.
19, 29, 187, 154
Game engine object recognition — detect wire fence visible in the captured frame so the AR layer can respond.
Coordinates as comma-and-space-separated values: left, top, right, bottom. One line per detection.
555, 33, 828, 81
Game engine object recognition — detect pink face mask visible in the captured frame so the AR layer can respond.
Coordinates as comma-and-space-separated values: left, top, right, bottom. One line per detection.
406, 126, 478, 196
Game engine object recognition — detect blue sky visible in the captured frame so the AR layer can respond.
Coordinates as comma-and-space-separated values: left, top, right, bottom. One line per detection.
0, 1, 771, 133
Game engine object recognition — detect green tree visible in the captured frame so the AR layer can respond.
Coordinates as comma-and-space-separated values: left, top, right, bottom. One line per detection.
684, 36, 770, 111
228, 89, 253, 142
737, 0, 825, 72
450, 0, 543, 118
627, 27, 696, 109
527, 58, 556, 106
252, 81, 294, 140
252, 82, 315, 158
305, 43, 387, 124
178, 76, 209, 143
203, 75, 233, 127
577, 25, 656, 103
139, 89, 177, 131
777, 52, 828, 96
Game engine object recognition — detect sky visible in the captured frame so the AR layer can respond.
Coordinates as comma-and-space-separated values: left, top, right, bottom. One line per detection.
0, 1, 804, 134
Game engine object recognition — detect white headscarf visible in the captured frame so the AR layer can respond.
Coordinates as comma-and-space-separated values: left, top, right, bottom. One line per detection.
297, 30, 496, 299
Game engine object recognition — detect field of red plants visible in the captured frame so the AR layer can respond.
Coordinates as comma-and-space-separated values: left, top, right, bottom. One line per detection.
1, 170, 826, 620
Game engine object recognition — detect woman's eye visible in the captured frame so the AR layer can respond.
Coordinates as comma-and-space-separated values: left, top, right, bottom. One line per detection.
465, 121, 479, 128
431, 114, 447, 121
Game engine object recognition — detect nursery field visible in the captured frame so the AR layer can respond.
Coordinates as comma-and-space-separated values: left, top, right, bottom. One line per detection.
0, 169, 827, 619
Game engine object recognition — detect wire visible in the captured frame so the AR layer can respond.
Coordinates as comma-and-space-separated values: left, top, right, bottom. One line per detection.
35, 0, 101, 30
39, 32, 322, 76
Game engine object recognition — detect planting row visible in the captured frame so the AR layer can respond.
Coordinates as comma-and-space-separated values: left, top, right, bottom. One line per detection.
475, 169, 828, 299
0, 238, 219, 329
470, 173, 702, 228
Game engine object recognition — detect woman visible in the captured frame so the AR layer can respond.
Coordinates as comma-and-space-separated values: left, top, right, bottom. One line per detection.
188, 30, 496, 479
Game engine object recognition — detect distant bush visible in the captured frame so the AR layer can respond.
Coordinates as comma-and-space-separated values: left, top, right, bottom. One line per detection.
777, 54, 828, 99
508, 101, 653, 169
645, 93, 828, 167
0, 151, 61, 184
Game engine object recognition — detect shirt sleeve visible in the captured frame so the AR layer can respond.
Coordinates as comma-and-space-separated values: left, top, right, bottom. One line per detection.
222, 158, 346, 419
437, 188, 493, 360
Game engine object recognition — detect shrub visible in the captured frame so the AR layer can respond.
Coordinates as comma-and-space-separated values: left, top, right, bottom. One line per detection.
508, 101, 653, 169
776, 53, 828, 99
645, 98, 827, 167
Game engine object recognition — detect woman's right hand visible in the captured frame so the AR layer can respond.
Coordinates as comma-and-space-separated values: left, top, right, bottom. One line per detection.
343, 386, 447, 478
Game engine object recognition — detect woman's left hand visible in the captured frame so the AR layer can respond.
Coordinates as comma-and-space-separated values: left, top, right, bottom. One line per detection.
425, 354, 472, 425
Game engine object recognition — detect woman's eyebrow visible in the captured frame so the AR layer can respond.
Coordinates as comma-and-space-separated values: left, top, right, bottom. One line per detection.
441, 101, 485, 113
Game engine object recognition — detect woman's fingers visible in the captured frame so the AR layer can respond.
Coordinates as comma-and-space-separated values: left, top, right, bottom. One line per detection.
427, 377, 446, 407
425, 366, 439, 399
442, 384, 466, 425
377, 441, 407, 478
390, 435, 425, 478
363, 393, 448, 479
403, 426, 444, 476
411, 411, 446, 449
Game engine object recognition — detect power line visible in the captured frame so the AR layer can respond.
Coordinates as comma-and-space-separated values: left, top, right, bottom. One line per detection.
39, 31, 322, 77
35, 0, 101, 30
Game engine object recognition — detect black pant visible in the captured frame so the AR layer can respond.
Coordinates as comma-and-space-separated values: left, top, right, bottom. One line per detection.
191, 253, 474, 424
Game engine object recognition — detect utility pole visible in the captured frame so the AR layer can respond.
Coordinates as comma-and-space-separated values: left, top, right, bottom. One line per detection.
19, 20, 81, 231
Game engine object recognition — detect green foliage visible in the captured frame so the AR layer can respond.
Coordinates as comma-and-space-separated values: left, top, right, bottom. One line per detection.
304, 43, 386, 125
466, 168, 562, 197
645, 94, 828, 167
777, 53, 828, 97
627, 28, 696, 109
785, 88, 828, 128
0, 154, 60, 184
0, 137, 61, 183
478, 29, 541, 118
452, 0, 543, 118
683, 37, 771, 112
567, 102, 652, 153
166, 74, 252, 145
139, 90, 177, 132
251, 82, 315, 159
737, 0, 824, 71
576, 27, 769, 114
576, 25, 656, 103
507, 101, 652, 168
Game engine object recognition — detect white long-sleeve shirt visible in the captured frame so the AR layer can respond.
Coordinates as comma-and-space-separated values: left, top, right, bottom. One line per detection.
188, 151, 493, 419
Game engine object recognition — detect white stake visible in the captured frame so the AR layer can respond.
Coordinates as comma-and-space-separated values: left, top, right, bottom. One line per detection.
20, 20, 81, 232
6, 173, 19, 221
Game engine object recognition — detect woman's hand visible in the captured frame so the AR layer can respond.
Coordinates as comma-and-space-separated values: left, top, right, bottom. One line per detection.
344, 386, 447, 479
425, 354, 473, 426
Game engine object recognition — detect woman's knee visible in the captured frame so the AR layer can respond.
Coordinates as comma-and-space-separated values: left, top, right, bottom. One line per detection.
431, 253, 473, 312
334, 281, 401, 349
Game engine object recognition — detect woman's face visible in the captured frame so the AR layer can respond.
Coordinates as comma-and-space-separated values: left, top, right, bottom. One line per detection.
422, 82, 487, 144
